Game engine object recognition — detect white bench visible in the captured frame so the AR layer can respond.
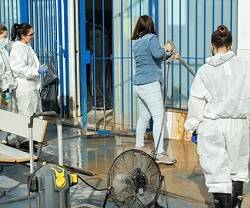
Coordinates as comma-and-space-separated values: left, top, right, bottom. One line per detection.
0, 109, 48, 163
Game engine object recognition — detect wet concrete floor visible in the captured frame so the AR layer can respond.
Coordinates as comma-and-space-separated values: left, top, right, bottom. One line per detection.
1, 125, 250, 207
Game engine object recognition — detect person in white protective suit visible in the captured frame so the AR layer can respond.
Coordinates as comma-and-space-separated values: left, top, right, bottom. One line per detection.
0, 24, 17, 107
0, 23, 17, 143
9, 23, 48, 147
184, 25, 250, 208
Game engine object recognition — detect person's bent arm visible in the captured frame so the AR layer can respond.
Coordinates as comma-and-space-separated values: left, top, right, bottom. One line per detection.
184, 74, 211, 132
149, 35, 170, 60
10, 46, 39, 80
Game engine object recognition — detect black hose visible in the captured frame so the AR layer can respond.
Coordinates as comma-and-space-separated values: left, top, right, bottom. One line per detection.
78, 175, 108, 191
27, 165, 44, 208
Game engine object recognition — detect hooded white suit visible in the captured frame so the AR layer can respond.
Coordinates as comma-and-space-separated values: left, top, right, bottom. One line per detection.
185, 51, 250, 193
0, 39, 17, 142
0, 39, 17, 94
10, 41, 41, 116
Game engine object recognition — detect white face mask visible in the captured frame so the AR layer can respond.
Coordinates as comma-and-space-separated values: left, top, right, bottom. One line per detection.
0, 37, 9, 47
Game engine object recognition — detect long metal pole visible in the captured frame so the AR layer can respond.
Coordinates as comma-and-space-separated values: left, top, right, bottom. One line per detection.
29, 125, 34, 173
57, 120, 63, 166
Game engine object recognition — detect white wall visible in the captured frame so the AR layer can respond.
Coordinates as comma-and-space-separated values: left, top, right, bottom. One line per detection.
237, 0, 250, 57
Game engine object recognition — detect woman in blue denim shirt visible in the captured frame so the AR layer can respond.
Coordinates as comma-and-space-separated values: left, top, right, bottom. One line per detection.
132, 15, 177, 165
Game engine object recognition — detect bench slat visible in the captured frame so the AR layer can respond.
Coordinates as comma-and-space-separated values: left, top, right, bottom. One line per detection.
0, 144, 37, 163
0, 109, 48, 143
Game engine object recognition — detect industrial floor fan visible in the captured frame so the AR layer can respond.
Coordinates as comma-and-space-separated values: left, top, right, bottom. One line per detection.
103, 149, 164, 208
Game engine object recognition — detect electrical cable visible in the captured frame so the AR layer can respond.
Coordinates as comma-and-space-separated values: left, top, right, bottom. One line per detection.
78, 175, 108, 191
27, 165, 43, 208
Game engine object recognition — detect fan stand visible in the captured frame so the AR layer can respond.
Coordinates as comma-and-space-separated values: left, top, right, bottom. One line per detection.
153, 175, 165, 208
102, 187, 112, 208
102, 174, 165, 208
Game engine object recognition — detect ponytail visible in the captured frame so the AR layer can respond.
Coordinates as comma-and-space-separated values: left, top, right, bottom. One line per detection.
11, 23, 19, 41
211, 25, 232, 48
11, 23, 32, 41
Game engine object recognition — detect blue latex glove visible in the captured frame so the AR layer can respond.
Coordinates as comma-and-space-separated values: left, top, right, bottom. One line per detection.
38, 66, 48, 74
191, 131, 198, 144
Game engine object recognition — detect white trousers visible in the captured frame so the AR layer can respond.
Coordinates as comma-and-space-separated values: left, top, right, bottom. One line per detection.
197, 118, 249, 193
134, 81, 164, 154
16, 90, 42, 116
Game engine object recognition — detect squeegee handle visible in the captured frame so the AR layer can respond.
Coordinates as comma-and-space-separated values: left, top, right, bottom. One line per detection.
167, 40, 196, 77
178, 56, 196, 77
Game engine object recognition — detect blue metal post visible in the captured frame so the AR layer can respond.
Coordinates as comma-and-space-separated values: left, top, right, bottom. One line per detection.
148, 0, 152, 17
230, 0, 233, 32
140, 0, 142, 16
2, 1, 6, 23
64, 0, 70, 116
35, 0, 39, 52
79, 0, 88, 129
212, 0, 215, 32
92, 0, 97, 130
171, 0, 174, 106
102, 0, 106, 129
16, 0, 19, 21
111, 0, 114, 128
11, 0, 14, 25
130, 0, 134, 129
154, 0, 159, 33
187, 0, 190, 100
179, 0, 182, 108
7, 0, 10, 30
58, 0, 65, 115
40, 1, 44, 59
221, 0, 224, 24
121, 0, 124, 128
45, 0, 48, 57
203, 0, 206, 63
163, 0, 166, 105
20, 0, 29, 22
30, 0, 33, 31
195, 0, 198, 72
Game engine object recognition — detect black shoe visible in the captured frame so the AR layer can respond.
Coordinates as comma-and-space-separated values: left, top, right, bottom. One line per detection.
19, 141, 39, 153
5, 141, 19, 148
213, 193, 231, 208
232, 181, 243, 208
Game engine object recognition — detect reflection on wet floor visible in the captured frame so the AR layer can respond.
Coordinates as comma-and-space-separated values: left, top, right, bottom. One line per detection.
1, 125, 250, 207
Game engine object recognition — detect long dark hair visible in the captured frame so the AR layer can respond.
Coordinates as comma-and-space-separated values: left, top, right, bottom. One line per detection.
132, 15, 156, 40
211, 25, 232, 48
0, 23, 8, 35
11, 23, 33, 41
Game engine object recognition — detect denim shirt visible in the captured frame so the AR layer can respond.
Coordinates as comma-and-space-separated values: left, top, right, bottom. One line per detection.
133, 34, 169, 85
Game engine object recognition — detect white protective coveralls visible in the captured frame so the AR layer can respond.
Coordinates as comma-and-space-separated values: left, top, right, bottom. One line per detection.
184, 51, 250, 194
0, 39, 17, 97
0, 39, 17, 142
9, 41, 41, 116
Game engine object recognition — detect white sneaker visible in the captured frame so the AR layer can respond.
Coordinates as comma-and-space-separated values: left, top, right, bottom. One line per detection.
156, 152, 177, 165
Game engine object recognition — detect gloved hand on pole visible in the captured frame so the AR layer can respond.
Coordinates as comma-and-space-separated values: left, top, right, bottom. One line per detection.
166, 40, 196, 77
